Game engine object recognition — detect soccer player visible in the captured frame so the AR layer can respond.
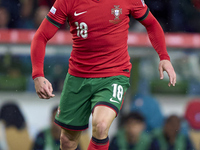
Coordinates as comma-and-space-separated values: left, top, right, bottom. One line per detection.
31, 0, 176, 149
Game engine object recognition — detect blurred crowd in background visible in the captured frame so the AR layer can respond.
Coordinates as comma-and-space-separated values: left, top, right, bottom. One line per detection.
0, 0, 200, 32
1, 97, 200, 150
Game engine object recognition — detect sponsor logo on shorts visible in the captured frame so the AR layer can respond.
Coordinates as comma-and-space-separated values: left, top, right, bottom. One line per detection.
50, 6, 56, 14
110, 98, 120, 104
57, 107, 61, 117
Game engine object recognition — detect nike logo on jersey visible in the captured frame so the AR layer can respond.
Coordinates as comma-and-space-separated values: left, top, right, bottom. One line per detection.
74, 11, 87, 16
110, 98, 120, 104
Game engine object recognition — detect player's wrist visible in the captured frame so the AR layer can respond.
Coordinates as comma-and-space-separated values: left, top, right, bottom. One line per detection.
32, 74, 45, 80
159, 55, 170, 61
33, 76, 44, 81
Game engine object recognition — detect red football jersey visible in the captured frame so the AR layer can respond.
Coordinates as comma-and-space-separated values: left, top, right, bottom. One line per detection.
47, 0, 149, 78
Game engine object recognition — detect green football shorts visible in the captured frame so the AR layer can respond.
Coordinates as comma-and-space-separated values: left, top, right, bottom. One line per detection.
54, 73, 130, 131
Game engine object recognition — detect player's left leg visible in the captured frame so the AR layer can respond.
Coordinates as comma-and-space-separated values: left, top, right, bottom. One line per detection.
88, 75, 130, 150
88, 106, 116, 150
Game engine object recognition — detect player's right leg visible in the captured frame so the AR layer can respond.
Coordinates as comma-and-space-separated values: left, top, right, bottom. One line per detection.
60, 128, 81, 150
55, 73, 92, 149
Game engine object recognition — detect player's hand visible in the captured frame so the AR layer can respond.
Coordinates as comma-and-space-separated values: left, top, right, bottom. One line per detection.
34, 77, 55, 99
159, 60, 176, 87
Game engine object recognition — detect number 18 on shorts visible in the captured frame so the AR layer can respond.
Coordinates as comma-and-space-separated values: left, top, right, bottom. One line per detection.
54, 74, 130, 131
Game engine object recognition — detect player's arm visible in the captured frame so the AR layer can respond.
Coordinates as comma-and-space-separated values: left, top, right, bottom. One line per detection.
131, 3, 176, 87
139, 11, 176, 86
138, 11, 176, 86
31, 18, 58, 99
31, 0, 68, 99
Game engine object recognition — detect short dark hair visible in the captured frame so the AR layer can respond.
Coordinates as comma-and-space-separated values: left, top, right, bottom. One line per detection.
124, 111, 145, 123
0, 102, 25, 129
165, 114, 180, 124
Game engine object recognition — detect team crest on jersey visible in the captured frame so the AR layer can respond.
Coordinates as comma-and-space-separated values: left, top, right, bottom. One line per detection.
111, 5, 122, 20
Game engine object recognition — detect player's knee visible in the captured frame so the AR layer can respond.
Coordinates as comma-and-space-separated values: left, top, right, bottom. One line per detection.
92, 119, 109, 138
60, 133, 77, 150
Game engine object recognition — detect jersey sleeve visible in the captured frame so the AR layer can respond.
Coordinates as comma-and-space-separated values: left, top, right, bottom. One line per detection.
140, 12, 170, 61
46, 0, 68, 28
130, 0, 149, 21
